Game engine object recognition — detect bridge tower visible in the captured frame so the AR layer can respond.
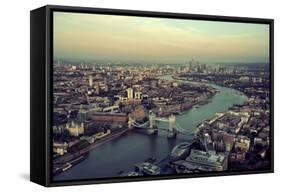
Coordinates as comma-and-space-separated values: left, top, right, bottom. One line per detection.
128, 115, 133, 129
149, 110, 156, 129
168, 114, 176, 131
167, 114, 177, 139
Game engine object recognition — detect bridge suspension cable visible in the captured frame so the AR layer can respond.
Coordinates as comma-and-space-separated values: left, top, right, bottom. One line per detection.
131, 120, 149, 128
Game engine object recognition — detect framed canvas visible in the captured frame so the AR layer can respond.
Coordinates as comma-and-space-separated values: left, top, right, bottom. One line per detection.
30, 5, 274, 187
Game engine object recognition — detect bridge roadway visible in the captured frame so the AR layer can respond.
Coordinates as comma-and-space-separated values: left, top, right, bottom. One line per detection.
134, 126, 194, 136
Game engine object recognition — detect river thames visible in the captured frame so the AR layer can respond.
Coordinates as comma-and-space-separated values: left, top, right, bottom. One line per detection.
53, 75, 248, 181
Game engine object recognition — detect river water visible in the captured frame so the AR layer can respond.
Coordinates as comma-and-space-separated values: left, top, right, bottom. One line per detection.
53, 75, 247, 181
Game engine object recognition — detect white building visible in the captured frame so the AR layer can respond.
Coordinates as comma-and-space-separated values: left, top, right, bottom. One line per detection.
185, 149, 228, 171
66, 121, 84, 137
53, 142, 68, 155
89, 75, 93, 87
239, 76, 250, 83
127, 88, 134, 99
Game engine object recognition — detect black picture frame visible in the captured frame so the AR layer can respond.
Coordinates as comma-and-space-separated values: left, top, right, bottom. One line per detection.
30, 5, 274, 187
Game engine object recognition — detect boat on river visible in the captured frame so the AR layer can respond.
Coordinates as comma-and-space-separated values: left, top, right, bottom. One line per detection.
135, 162, 161, 176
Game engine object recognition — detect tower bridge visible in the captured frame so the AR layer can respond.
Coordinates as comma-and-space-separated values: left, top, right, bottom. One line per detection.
128, 110, 190, 138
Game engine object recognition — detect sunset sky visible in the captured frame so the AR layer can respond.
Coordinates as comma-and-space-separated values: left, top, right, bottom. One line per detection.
53, 12, 270, 64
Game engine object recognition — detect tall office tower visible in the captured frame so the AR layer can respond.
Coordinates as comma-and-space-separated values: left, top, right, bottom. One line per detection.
104, 78, 108, 85
104, 84, 109, 92
95, 82, 100, 95
189, 61, 192, 70
89, 75, 93, 87
127, 88, 134, 99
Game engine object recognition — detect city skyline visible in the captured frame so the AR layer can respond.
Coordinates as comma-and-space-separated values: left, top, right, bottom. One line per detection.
54, 12, 269, 64
52, 60, 271, 179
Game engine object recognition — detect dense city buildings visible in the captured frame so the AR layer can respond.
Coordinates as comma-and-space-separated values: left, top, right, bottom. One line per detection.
51, 12, 271, 181
52, 60, 271, 177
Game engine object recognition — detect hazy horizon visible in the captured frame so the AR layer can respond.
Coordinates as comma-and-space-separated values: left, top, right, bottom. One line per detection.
54, 12, 270, 64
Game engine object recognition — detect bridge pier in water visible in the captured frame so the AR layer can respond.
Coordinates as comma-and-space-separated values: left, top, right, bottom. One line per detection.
167, 114, 177, 139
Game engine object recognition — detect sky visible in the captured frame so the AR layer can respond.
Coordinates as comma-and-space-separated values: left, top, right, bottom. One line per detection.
53, 12, 270, 64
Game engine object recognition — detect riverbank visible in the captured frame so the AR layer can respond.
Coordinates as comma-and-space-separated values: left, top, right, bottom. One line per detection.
53, 128, 129, 175
54, 75, 247, 181
172, 74, 248, 100
155, 75, 219, 117
154, 93, 216, 117
157, 74, 248, 132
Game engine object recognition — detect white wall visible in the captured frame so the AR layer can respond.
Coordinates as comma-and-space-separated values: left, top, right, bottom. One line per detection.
0, 0, 279, 191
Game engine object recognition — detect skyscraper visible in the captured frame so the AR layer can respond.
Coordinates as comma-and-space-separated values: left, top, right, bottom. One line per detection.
104, 84, 109, 92
127, 88, 134, 99
89, 75, 93, 87
95, 82, 100, 95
